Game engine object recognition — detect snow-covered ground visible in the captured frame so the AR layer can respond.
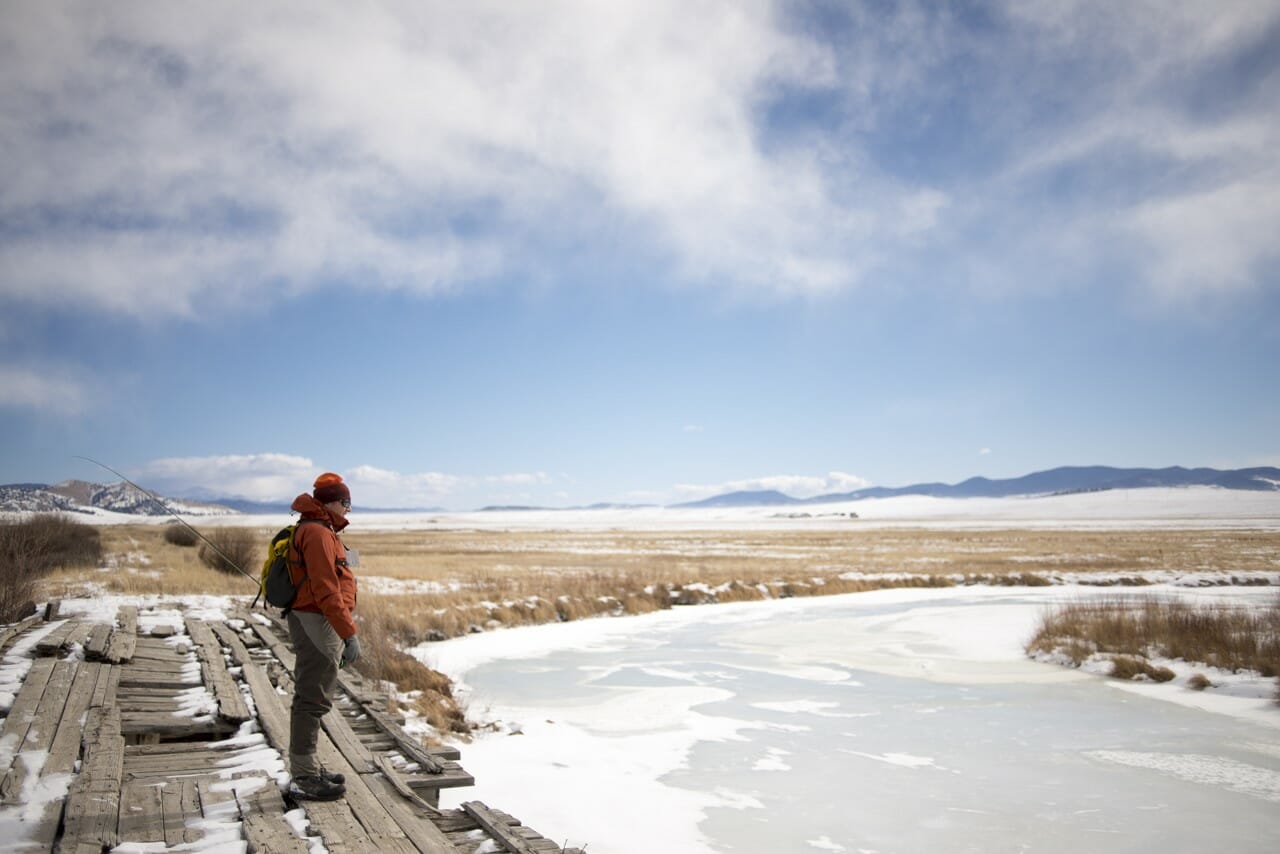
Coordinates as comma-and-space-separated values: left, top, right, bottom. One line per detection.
2, 488, 1277, 852
57, 485, 1280, 531
415, 584, 1280, 854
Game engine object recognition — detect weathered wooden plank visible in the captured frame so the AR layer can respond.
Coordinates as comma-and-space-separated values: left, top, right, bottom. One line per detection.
187, 618, 252, 723
117, 778, 166, 843
120, 712, 233, 739
83, 623, 112, 661
1, 659, 76, 803
301, 799, 381, 852
123, 751, 237, 776
105, 605, 139, 664
44, 661, 102, 775
89, 661, 120, 709
33, 619, 79, 656
0, 660, 90, 848
361, 771, 459, 854
360, 704, 445, 774
116, 675, 203, 691
58, 705, 125, 853
404, 760, 476, 792
161, 777, 202, 846
462, 801, 545, 854
235, 775, 309, 854
211, 622, 293, 749
0, 612, 45, 653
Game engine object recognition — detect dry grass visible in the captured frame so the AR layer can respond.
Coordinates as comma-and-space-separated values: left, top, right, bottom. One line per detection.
1, 514, 102, 621
40, 524, 270, 599
40, 525, 1280, 643
1027, 595, 1280, 695
353, 592, 470, 737
35, 524, 1280, 711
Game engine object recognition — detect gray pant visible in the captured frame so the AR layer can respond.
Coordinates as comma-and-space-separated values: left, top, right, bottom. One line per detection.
287, 610, 343, 777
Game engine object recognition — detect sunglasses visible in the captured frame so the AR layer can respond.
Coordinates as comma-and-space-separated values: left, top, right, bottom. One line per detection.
340, 499, 352, 510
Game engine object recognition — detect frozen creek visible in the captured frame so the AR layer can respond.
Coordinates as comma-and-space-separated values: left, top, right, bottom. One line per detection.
419, 585, 1280, 854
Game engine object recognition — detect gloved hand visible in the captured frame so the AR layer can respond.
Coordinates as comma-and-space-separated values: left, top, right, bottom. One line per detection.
341, 635, 361, 668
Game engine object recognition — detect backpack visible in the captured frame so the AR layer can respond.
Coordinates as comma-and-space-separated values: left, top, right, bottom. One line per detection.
254, 519, 325, 612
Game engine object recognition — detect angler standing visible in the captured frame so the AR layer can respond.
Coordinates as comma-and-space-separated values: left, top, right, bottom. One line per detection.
286, 471, 361, 801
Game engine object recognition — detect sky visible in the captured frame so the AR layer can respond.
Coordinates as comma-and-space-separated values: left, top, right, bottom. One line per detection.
1, 0, 1278, 510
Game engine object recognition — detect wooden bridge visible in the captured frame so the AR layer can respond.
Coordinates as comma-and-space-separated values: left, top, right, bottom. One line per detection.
0, 603, 583, 853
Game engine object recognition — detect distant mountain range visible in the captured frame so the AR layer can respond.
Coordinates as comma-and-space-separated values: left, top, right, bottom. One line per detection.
2, 466, 1277, 516
674, 466, 1280, 508
0, 480, 234, 516
0, 482, 442, 515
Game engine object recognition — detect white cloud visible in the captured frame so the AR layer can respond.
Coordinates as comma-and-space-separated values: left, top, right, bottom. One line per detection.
0, 0, 870, 316
682, 424, 706, 433
979, 448, 992, 456
0, 365, 92, 416
139, 453, 316, 502
134, 454, 565, 508
675, 471, 872, 501
2, 0, 1274, 320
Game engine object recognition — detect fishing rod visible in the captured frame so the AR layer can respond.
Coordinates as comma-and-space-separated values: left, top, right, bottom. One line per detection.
73, 455, 259, 587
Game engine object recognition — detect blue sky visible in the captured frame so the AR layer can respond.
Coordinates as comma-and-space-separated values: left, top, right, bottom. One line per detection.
2, 1, 1278, 510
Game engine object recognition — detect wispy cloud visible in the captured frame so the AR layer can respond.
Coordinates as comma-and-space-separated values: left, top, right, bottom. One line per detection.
0, 365, 92, 416
132, 454, 566, 508
2, 0, 1274, 327
138, 454, 317, 502
0, 0, 860, 317
675, 471, 872, 501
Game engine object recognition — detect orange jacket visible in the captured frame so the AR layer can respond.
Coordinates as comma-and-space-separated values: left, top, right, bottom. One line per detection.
288, 493, 358, 639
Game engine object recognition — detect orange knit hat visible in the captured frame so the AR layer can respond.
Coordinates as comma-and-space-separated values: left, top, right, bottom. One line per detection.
313, 472, 351, 504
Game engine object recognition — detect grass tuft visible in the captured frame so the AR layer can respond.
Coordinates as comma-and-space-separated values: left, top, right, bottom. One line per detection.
1027, 595, 1280, 699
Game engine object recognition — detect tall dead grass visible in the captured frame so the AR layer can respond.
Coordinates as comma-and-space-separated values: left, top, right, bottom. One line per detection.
1, 514, 102, 621
352, 591, 470, 738
1027, 595, 1280, 697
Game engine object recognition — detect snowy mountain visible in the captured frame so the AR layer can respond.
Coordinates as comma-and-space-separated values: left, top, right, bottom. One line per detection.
677, 466, 1280, 508
0, 480, 236, 516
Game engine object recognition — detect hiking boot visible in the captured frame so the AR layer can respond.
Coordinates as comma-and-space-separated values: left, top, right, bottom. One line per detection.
289, 774, 346, 801
318, 767, 345, 785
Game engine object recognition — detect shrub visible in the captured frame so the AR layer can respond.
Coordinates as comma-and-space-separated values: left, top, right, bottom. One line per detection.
1109, 655, 1176, 682
0, 514, 102, 621
1186, 673, 1213, 691
163, 523, 200, 547
197, 527, 257, 576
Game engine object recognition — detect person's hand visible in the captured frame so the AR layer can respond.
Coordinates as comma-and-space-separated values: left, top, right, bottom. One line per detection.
341, 635, 361, 668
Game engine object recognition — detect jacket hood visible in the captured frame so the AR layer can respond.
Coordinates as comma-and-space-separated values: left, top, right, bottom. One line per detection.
290, 492, 349, 532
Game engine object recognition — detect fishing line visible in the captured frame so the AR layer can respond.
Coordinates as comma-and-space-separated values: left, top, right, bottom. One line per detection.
73, 455, 259, 587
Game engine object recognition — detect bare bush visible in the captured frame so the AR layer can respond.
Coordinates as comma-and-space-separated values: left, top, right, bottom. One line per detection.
0, 514, 102, 622
1187, 673, 1213, 691
1027, 595, 1280, 693
1108, 655, 1176, 682
163, 523, 200, 547
197, 527, 257, 576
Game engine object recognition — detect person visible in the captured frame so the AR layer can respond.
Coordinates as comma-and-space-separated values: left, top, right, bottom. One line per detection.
285, 471, 361, 801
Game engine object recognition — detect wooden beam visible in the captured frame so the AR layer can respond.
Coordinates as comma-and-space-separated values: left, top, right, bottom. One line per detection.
0, 611, 45, 654
57, 705, 125, 853
210, 622, 292, 749
105, 605, 138, 664
186, 618, 252, 723
235, 776, 309, 854
461, 801, 546, 854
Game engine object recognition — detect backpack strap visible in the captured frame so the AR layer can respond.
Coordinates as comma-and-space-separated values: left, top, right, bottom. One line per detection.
285, 517, 330, 615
